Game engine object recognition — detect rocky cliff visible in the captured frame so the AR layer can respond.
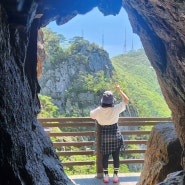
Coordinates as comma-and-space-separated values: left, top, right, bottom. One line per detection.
39, 37, 114, 116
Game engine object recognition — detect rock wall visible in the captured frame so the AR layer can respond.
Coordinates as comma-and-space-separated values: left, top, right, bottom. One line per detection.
137, 123, 182, 185
0, 2, 73, 185
157, 170, 185, 185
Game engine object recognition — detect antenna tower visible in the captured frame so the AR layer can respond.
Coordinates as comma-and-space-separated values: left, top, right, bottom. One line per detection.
102, 31, 104, 49
81, 29, 84, 38
131, 37, 134, 51
123, 28, 127, 53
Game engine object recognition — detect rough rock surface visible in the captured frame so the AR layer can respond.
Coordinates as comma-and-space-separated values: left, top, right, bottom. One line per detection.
137, 123, 182, 185
157, 170, 185, 185
1, 0, 185, 184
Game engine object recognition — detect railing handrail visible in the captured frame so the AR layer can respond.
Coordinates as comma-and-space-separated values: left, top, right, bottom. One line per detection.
39, 117, 172, 122
39, 117, 172, 176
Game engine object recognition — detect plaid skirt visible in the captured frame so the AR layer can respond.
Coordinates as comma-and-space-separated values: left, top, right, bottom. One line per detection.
100, 123, 124, 155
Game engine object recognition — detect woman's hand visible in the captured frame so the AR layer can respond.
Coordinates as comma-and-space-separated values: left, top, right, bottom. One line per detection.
114, 84, 121, 92
114, 84, 129, 104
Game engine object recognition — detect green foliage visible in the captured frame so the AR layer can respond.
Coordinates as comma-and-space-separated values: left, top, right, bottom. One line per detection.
37, 94, 60, 118
80, 71, 112, 92
42, 28, 66, 63
67, 36, 87, 55
61, 155, 96, 175
111, 49, 171, 117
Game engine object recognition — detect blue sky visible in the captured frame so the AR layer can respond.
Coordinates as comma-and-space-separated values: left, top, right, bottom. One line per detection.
47, 7, 142, 57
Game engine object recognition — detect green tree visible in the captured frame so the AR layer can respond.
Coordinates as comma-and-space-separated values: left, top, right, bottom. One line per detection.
38, 94, 60, 118
42, 28, 66, 63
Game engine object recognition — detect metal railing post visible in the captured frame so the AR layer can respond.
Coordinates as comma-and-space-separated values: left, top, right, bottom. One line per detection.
96, 122, 103, 178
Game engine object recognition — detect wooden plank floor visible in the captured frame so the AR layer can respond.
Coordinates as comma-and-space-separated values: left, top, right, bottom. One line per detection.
69, 173, 140, 185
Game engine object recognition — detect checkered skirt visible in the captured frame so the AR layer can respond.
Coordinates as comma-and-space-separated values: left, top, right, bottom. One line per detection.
100, 123, 124, 155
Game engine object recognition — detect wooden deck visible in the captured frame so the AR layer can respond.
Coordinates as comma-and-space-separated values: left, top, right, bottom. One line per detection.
69, 173, 140, 185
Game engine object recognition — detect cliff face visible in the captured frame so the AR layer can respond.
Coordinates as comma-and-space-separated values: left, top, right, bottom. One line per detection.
1, 0, 185, 184
39, 39, 114, 116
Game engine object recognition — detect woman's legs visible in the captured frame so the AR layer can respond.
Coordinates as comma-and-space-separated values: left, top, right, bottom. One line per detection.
112, 147, 120, 175
102, 153, 109, 174
102, 154, 110, 182
112, 148, 120, 182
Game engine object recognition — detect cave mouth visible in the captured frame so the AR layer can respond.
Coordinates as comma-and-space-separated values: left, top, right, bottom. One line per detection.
1, 1, 185, 184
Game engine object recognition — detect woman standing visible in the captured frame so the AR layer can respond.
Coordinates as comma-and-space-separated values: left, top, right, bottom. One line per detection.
90, 84, 129, 183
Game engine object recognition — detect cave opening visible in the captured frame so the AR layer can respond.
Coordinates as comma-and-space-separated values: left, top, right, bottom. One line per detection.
1, 1, 185, 184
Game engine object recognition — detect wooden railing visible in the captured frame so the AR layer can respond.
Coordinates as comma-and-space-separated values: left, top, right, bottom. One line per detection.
39, 117, 172, 176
